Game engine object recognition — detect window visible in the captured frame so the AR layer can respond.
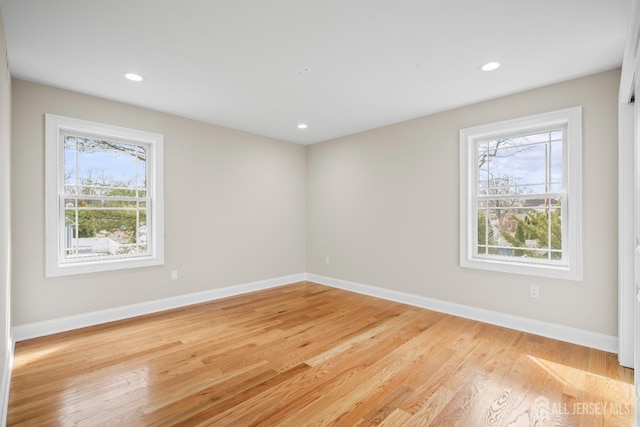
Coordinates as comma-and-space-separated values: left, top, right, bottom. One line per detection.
459, 107, 582, 280
46, 114, 164, 277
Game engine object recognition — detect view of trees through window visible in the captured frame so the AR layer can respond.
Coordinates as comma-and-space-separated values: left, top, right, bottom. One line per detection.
476, 127, 564, 261
63, 135, 149, 260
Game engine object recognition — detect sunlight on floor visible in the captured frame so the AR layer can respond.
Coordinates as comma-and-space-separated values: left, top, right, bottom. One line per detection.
12, 344, 68, 369
527, 354, 634, 415
528, 355, 632, 390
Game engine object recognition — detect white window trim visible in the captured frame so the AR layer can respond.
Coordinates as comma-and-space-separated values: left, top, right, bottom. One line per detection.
459, 107, 582, 281
45, 114, 165, 277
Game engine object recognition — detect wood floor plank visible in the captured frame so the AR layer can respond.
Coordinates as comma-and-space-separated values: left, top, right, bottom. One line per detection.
7, 281, 634, 426
377, 408, 413, 427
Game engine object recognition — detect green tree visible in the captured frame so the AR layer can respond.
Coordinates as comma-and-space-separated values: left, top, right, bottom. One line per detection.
499, 207, 561, 259
477, 210, 495, 254
67, 170, 145, 242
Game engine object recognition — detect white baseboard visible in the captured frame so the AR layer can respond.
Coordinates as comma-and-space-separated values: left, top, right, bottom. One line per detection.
12, 273, 306, 342
10, 272, 618, 354
307, 273, 618, 353
0, 336, 14, 427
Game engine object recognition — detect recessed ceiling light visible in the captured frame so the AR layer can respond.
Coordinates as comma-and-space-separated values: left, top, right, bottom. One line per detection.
297, 123, 308, 129
125, 73, 144, 82
481, 62, 501, 71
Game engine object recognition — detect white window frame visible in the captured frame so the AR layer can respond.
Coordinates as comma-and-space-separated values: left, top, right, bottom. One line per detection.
459, 107, 582, 281
45, 114, 164, 277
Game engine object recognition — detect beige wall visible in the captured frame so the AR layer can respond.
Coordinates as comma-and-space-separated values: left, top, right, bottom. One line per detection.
11, 79, 306, 326
0, 4, 11, 405
10, 68, 621, 338
307, 69, 620, 336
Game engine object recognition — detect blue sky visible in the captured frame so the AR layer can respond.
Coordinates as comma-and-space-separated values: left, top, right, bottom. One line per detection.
64, 138, 146, 189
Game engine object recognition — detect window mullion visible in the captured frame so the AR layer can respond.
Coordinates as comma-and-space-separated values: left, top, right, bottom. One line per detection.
477, 192, 563, 201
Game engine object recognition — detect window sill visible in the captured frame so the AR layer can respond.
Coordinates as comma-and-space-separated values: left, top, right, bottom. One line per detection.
47, 254, 164, 277
460, 256, 581, 281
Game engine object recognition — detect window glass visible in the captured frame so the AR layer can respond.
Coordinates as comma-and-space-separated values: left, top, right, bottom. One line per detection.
476, 127, 564, 262
63, 136, 149, 261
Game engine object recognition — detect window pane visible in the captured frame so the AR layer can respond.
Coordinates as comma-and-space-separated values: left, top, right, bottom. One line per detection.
550, 139, 563, 192
64, 136, 147, 196
64, 137, 77, 192
489, 143, 546, 189
481, 199, 562, 260
64, 208, 148, 260
66, 198, 146, 209
478, 128, 564, 197
476, 208, 496, 255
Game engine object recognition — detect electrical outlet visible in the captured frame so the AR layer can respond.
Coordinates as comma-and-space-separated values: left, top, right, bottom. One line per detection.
171, 270, 178, 280
529, 285, 539, 298
325, 256, 330, 265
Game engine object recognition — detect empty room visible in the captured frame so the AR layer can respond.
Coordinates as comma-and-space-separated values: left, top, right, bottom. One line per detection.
1, 0, 639, 425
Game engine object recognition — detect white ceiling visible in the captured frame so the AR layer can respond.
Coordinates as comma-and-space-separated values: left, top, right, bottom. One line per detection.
0, 0, 632, 144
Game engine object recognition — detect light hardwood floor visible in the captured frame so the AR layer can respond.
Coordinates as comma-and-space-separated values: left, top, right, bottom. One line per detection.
7, 282, 634, 426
